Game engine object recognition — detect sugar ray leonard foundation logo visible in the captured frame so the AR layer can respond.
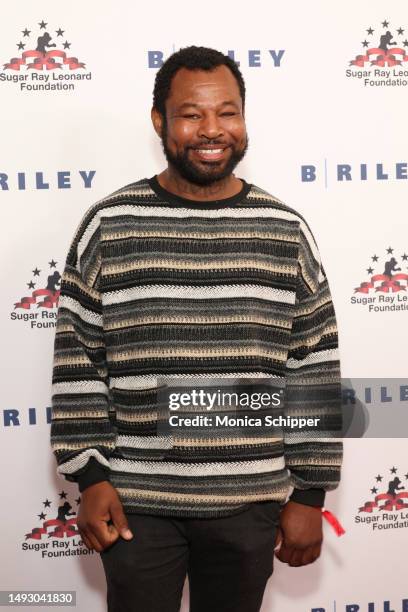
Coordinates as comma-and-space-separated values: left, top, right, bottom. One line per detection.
350, 247, 408, 313
346, 19, 408, 87
22, 490, 94, 559
355, 466, 408, 532
10, 258, 60, 329
1, 20, 91, 92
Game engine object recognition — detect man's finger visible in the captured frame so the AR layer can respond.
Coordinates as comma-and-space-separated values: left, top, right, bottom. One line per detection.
275, 541, 294, 564
110, 501, 133, 540
309, 542, 322, 563
83, 526, 104, 552
297, 543, 322, 566
79, 530, 93, 551
288, 548, 305, 567
88, 520, 120, 551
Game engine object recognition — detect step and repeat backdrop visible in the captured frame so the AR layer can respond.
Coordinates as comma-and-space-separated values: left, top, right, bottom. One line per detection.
1, 1, 407, 610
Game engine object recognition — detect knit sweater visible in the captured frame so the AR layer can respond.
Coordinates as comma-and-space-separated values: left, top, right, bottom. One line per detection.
50, 175, 343, 518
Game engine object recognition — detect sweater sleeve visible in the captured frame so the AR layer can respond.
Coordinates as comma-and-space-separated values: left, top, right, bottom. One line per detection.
50, 208, 115, 492
284, 221, 343, 507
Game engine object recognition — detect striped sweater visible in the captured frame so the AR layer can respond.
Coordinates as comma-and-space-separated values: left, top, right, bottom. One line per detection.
50, 175, 343, 518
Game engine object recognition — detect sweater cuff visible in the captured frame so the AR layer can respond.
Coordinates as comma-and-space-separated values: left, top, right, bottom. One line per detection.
288, 488, 326, 507
75, 457, 111, 493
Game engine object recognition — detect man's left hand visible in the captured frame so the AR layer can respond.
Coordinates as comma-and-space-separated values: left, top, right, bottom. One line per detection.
274, 500, 322, 567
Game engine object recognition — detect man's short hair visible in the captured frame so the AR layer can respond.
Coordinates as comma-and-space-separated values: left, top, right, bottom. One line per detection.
152, 45, 246, 118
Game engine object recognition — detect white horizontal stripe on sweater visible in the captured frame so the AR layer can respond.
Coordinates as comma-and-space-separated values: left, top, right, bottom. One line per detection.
109, 456, 285, 476
116, 435, 173, 449
52, 380, 109, 396
283, 437, 343, 444
103, 284, 296, 307
109, 372, 285, 390
101, 202, 300, 221
58, 295, 103, 326
286, 348, 339, 369
57, 448, 110, 474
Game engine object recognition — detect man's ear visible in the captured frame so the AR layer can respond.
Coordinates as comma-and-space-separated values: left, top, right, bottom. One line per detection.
151, 107, 164, 138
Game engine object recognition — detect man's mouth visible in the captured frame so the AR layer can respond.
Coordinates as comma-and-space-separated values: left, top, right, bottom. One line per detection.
190, 146, 230, 162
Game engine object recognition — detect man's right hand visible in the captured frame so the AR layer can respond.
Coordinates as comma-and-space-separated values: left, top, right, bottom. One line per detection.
77, 481, 134, 552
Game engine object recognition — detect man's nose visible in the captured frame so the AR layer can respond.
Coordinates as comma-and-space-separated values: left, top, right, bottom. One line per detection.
198, 113, 224, 139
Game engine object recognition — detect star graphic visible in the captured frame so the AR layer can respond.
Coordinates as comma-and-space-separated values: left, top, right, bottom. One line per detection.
367, 27, 374, 35
402, 253, 408, 261
403, 40, 408, 47
22, 28, 31, 37
43, 499, 51, 508
372, 255, 379, 262
382, 20, 389, 28
397, 27, 404, 36
49, 259, 57, 268
386, 247, 393, 254
32, 267, 41, 276
56, 28, 65, 37
75, 497, 81, 505
362, 40, 369, 48
63, 41, 71, 49
39, 20, 47, 29
367, 267, 374, 274
371, 487, 378, 494
59, 490, 67, 499
376, 475, 383, 482
38, 512, 46, 520
27, 281, 35, 289
390, 466, 397, 474
17, 42, 25, 50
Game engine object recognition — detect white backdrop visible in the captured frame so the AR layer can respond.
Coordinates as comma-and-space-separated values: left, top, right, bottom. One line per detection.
1, 1, 408, 610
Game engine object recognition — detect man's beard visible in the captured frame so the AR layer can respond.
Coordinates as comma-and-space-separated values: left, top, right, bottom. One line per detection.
160, 121, 249, 186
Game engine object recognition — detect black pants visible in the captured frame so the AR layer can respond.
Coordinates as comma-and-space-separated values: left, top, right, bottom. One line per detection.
100, 501, 281, 612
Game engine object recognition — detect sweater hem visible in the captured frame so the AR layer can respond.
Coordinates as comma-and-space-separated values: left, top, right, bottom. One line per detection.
120, 500, 284, 519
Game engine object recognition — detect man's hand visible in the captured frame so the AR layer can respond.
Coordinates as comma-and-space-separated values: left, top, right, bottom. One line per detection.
77, 481, 134, 552
274, 500, 322, 567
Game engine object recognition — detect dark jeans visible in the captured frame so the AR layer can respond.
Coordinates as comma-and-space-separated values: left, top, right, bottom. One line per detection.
100, 501, 281, 612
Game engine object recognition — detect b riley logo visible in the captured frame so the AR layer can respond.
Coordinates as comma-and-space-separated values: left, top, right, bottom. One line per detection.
355, 467, 408, 532
347, 19, 408, 87
1, 20, 91, 91
22, 490, 94, 559
351, 247, 408, 313
10, 259, 61, 329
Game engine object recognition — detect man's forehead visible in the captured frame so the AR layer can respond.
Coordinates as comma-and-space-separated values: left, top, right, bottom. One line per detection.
168, 66, 241, 102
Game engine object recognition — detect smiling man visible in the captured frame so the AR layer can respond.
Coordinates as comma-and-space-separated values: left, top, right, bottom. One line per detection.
154, 62, 248, 193
51, 46, 343, 612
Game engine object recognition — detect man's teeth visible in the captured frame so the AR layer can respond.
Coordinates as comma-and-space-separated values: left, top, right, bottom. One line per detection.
196, 149, 224, 154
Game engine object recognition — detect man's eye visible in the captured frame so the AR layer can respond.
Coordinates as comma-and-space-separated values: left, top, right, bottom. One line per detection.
221, 112, 236, 116
183, 114, 200, 119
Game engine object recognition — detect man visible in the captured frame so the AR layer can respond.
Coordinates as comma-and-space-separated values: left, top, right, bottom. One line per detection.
51, 45, 342, 612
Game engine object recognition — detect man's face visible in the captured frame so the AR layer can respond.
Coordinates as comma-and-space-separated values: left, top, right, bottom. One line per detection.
156, 65, 248, 186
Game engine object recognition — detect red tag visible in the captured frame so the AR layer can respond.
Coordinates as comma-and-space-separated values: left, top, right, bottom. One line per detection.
321, 507, 345, 536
